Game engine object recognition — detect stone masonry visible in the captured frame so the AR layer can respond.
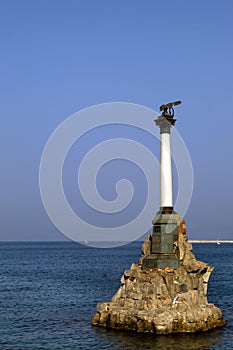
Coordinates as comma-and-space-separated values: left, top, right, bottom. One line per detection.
92, 216, 225, 334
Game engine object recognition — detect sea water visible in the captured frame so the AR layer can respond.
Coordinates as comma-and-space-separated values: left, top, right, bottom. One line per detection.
0, 242, 232, 349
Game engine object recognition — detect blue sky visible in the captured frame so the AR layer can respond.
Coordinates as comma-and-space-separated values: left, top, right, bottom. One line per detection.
1, 0, 233, 241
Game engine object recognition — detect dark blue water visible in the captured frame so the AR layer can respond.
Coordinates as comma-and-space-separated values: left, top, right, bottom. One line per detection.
0, 242, 232, 349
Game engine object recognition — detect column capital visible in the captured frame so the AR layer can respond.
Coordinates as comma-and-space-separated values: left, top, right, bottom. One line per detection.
155, 115, 176, 134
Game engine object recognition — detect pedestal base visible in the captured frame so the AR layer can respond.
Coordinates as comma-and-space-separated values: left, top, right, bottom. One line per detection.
142, 209, 180, 269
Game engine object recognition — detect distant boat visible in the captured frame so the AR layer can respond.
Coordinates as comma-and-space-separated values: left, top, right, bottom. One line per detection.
217, 238, 221, 245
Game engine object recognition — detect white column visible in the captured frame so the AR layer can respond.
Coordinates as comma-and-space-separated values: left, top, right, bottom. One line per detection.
160, 132, 173, 208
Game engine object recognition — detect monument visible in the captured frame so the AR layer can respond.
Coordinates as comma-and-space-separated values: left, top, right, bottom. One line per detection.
142, 101, 181, 270
92, 102, 225, 334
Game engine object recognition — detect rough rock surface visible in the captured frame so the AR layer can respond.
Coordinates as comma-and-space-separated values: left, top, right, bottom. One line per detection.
92, 218, 225, 334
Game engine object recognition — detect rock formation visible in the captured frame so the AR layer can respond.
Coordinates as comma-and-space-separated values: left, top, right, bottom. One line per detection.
92, 217, 225, 334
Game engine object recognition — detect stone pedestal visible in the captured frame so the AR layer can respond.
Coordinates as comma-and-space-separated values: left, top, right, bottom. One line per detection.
92, 217, 225, 334
142, 210, 180, 269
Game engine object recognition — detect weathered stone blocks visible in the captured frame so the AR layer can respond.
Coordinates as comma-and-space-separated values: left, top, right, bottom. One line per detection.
92, 219, 225, 333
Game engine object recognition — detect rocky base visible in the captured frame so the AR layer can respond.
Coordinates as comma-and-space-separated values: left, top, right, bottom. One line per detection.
92, 217, 225, 334
92, 265, 225, 334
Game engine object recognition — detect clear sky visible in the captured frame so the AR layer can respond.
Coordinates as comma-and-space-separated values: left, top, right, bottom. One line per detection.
1, 0, 233, 241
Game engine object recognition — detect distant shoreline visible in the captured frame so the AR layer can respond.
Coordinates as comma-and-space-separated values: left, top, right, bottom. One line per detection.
190, 240, 233, 243
0, 240, 232, 244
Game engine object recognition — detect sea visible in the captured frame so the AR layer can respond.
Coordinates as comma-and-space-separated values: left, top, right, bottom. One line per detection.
0, 241, 232, 350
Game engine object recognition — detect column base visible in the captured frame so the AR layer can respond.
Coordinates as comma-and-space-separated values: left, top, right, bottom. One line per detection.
159, 206, 175, 214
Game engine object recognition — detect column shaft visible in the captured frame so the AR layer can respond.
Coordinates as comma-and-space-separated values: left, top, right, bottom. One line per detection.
160, 133, 173, 208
